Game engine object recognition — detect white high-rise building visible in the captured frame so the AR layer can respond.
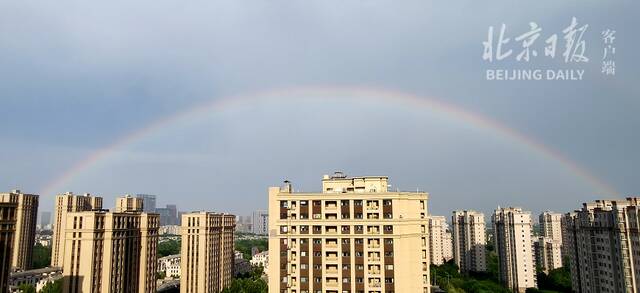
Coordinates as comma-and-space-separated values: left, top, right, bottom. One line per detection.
442, 228, 453, 262
533, 237, 562, 273
251, 210, 268, 235
428, 216, 447, 265
539, 211, 563, 242
493, 207, 536, 293
452, 210, 486, 273
564, 198, 640, 293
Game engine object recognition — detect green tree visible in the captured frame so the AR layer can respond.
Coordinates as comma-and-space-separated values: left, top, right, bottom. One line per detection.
40, 279, 63, 293
536, 267, 572, 292
235, 239, 267, 260
17, 284, 36, 293
158, 239, 181, 257
221, 266, 267, 293
32, 243, 51, 269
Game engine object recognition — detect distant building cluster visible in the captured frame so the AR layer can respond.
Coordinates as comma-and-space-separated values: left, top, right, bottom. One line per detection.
2, 172, 640, 293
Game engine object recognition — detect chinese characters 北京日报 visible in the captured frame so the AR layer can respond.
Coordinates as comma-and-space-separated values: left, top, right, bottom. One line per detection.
482, 17, 617, 76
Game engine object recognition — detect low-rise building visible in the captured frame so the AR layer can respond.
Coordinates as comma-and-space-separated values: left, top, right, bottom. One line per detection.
158, 254, 181, 279
9, 267, 63, 292
250, 251, 269, 270
159, 225, 180, 235
235, 251, 252, 276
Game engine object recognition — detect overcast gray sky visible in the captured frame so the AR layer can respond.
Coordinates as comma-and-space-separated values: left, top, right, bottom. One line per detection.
1, 0, 638, 219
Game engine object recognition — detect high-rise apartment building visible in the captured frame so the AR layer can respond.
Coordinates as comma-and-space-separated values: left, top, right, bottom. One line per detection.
51, 192, 103, 268
561, 212, 579, 279
0, 201, 17, 292
451, 210, 486, 273
428, 216, 447, 265
268, 173, 431, 293
492, 207, 536, 293
564, 198, 640, 293
536, 211, 563, 273
115, 194, 144, 212
252, 210, 269, 235
539, 211, 563, 242
180, 212, 235, 293
137, 194, 157, 213
533, 237, 562, 273
442, 228, 453, 262
62, 210, 159, 293
0, 190, 39, 270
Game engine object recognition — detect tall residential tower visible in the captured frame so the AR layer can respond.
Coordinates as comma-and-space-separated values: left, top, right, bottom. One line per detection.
62, 210, 159, 293
268, 173, 431, 293
451, 210, 486, 274
493, 207, 536, 293
0, 190, 39, 270
180, 212, 235, 293
51, 192, 103, 267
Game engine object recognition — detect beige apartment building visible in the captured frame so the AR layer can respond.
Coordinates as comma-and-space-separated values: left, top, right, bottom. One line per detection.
180, 212, 235, 293
61, 210, 159, 293
451, 210, 486, 274
115, 194, 144, 212
0, 201, 17, 292
268, 173, 431, 293
492, 207, 536, 293
564, 198, 640, 293
428, 216, 447, 265
0, 190, 39, 270
51, 192, 103, 267
442, 228, 453, 262
533, 237, 562, 273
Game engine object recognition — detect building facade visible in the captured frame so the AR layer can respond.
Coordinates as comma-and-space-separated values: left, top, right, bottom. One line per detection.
251, 251, 269, 270
252, 210, 269, 235
0, 201, 17, 292
61, 210, 159, 293
442, 228, 453, 262
158, 254, 181, 278
539, 211, 563, 242
115, 194, 144, 212
492, 207, 536, 293
181, 212, 235, 293
0, 190, 39, 270
51, 192, 103, 268
428, 216, 447, 265
451, 210, 486, 273
533, 237, 562, 273
564, 198, 640, 293
268, 173, 431, 293
157, 205, 178, 226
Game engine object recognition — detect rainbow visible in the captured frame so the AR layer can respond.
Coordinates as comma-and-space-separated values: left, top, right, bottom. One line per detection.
39, 85, 618, 197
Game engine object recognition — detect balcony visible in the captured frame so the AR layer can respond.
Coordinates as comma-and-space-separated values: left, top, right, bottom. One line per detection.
326, 278, 339, 287
326, 266, 339, 275
368, 257, 381, 262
